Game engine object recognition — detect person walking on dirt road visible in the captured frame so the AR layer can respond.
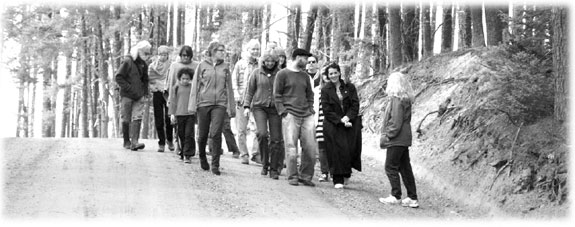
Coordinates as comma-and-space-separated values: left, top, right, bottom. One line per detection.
148, 45, 173, 153
320, 62, 363, 189
243, 51, 284, 179
168, 68, 196, 164
378, 72, 419, 208
115, 40, 152, 151
274, 48, 317, 186
188, 41, 235, 175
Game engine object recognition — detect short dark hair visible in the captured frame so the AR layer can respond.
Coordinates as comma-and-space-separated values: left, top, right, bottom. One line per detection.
177, 68, 194, 80
179, 45, 193, 58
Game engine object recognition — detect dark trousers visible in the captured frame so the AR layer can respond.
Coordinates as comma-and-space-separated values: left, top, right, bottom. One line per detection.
385, 146, 418, 200
176, 115, 196, 157
197, 106, 226, 167
318, 141, 329, 174
208, 113, 240, 154
252, 106, 283, 172
332, 173, 351, 185
152, 91, 173, 145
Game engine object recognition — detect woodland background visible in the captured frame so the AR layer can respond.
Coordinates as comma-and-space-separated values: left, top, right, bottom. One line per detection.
0, 0, 568, 139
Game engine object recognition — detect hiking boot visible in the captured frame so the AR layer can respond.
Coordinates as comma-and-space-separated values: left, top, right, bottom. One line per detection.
167, 141, 175, 151
241, 157, 249, 165
157, 145, 165, 153
211, 167, 221, 175
123, 141, 131, 149
318, 173, 329, 182
130, 143, 145, 151
401, 197, 419, 208
122, 122, 131, 149
130, 120, 145, 151
200, 159, 210, 170
261, 168, 268, 176
184, 156, 191, 164
379, 195, 399, 205
298, 179, 315, 187
269, 171, 279, 180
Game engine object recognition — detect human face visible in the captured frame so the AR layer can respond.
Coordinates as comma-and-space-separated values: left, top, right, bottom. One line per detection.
264, 59, 275, 70
306, 57, 318, 72
158, 52, 169, 62
327, 68, 340, 83
295, 56, 308, 69
139, 48, 151, 61
179, 74, 191, 85
180, 52, 191, 63
279, 56, 286, 65
213, 46, 226, 61
249, 46, 260, 59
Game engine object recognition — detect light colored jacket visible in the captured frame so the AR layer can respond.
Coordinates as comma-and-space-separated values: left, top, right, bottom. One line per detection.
188, 59, 235, 117
231, 57, 258, 104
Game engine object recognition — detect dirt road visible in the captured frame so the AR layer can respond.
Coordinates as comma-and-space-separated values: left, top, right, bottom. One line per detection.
3, 136, 488, 221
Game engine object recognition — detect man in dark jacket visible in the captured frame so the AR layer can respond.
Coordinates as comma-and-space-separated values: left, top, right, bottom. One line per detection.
115, 40, 152, 151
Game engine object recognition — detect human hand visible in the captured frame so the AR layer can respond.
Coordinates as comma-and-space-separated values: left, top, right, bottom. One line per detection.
170, 115, 176, 125
344, 122, 352, 128
341, 116, 350, 124
244, 108, 250, 117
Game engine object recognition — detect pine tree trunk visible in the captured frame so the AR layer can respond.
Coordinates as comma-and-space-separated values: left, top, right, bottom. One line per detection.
303, 5, 318, 51
111, 6, 123, 138
402, 4, 417, 62
441, 3, 453, 52
470, 5, 485, 47
292, 5, 302, 50
60, 53, 72, 137
485, 5, 506, 46
552, 6, 567, 122
97, 16, 109, 138
422, 2, 433, 58
388, 5, 402, 69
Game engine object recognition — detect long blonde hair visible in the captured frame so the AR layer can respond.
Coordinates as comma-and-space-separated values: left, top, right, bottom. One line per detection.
130, 40, 151, 60
386, 72, 414, 102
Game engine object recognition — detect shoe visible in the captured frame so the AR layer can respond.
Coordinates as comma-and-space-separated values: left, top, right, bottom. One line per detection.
184, 156, 191, 164
334, 183, 344, 189
167, 141, 175, 151
200, 159, 210, 170
157, 145, 165, 153
298, 179, 315, 187
241, 157, 249, 165
379, 195, 399, 205
344, 177, 350, 185
251, 154, 262, 164
130, 143, 145, 151
288, 180, 299, 186
401, 197, 419, 208
123, 141, 131, 149
211, 167, 221, 175
232, 152, 240, 159
261, 168, 268, 175
269, 171, 279, 180
318, 173, 329, 182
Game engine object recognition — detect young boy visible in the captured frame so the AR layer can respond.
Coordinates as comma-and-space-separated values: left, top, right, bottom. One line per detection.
168, 68, 196, 163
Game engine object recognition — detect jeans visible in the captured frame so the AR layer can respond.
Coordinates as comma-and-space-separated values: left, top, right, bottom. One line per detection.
197, 106, 226, 162
385, 146, 418, 200
282, 113, 317, 182
176, 115, 196, 157
209, 113, 240, 154
236, 105, 259, 158
252, 106, 284, 172
120, 96, 145, 123
152, 91, 173, 146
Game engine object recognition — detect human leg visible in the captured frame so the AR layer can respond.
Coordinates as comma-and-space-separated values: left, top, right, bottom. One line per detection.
129, 97, 146, 151
235, 105, 249, 160
222, 113, 240, 158
385, 146, 404, 199
299, 114, 317, 182
120, 97, 134, 149
252, 107, 270, 174
399, 147, 418, 200
152, 91, 167, 150
196, 106, 211, 170
268, 107, 283, 179
282, 113, 300, 184
208, 106, 226, 175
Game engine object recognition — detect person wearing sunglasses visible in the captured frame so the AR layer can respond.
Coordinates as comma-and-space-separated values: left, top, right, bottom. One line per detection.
115, 40, 152, 151
188, 41, 235, 176
306, 55, 321, 87
166, 46, 198, 156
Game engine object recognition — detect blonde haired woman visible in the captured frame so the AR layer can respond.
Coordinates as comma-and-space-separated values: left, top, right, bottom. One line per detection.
379, 72, 419, 208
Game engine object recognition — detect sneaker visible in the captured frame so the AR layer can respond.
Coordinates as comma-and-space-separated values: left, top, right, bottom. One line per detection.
298, 179, 315, 187
157, 145, 165, 153
401, 197, 419, 208
318, 173, 329, 182
232, 152, 240, 159
130, 143, 145, 151
261, 168, 268, 175
379, 195, 399, 205
167, 141, 175, 151
211, 167, 221, 175
334, 183, 344, 189
251, 154, 262, 164
241, 157, 249, 165
184, 156, 191, 164
344, 177, 350, 185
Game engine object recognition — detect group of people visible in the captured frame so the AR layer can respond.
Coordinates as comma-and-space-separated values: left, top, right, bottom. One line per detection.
115, 39, 420, 208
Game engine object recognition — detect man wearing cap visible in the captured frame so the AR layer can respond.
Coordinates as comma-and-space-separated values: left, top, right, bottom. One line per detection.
273, 48, 317, 186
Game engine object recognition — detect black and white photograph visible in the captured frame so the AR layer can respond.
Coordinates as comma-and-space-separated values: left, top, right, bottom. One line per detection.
0, 0, 571, 225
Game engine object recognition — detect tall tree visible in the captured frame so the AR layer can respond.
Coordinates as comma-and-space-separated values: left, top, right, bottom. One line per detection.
388, 5, 402, 69
402, 4, 417, 62
441, 3, 453, 52
422, 2, 433, 58
552, 6, 567, 122
470, 4, 485, 47
485, 5, 507, 46
302, 4, 318, 51
457, 3, 471, 49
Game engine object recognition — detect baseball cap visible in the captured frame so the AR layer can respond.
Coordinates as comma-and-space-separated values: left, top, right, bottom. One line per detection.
291, 48, 313, 58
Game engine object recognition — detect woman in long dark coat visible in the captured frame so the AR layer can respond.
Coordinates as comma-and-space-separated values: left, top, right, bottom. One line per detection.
320, 62, 362, 189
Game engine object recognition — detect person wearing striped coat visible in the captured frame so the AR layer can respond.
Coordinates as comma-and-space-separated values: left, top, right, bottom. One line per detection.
316, 72, 330, 182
